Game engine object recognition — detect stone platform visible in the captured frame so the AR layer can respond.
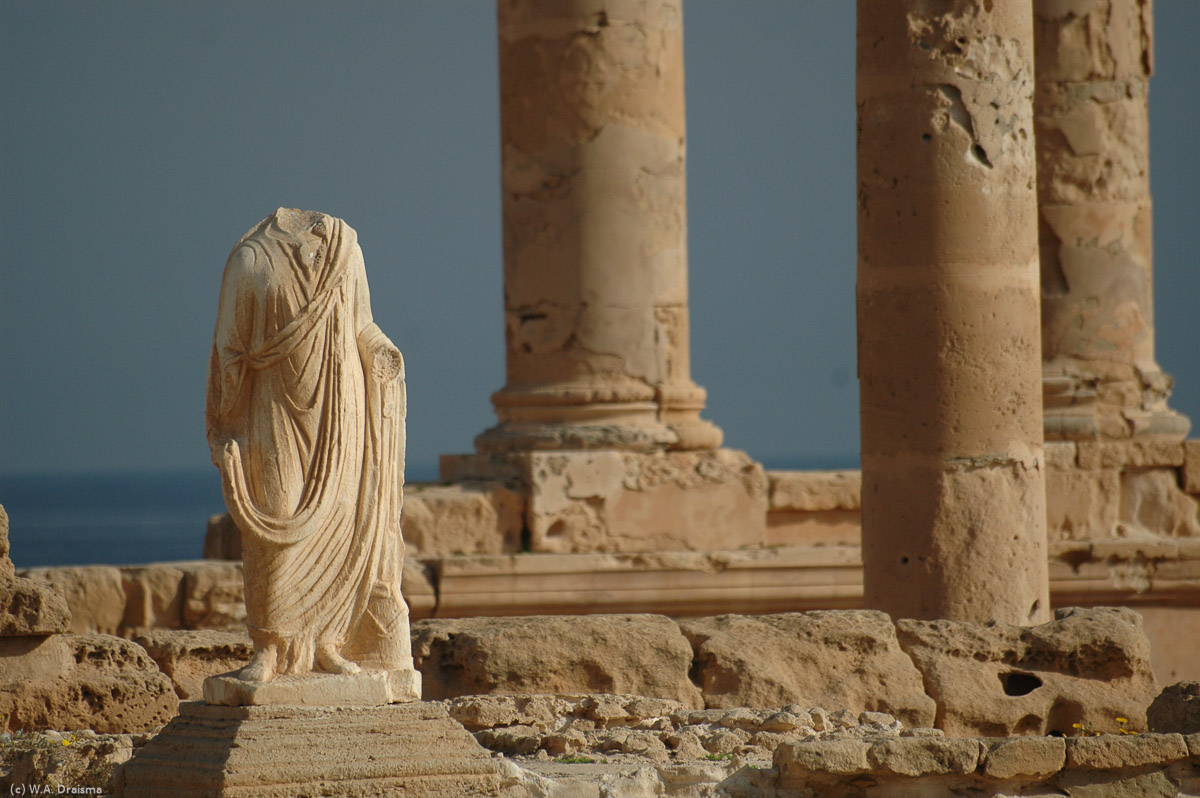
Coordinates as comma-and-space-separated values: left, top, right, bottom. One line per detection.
115, 701, 519, 797
202, 667, 421, 707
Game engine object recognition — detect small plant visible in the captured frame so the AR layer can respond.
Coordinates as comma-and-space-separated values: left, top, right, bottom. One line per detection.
553, 755, 596, 764
1071, 718, 1141, 737
1115, 717, 1140, 735
703, 752, 733, 761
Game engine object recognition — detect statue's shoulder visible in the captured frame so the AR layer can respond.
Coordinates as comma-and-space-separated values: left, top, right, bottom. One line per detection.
223, 242, 274, 291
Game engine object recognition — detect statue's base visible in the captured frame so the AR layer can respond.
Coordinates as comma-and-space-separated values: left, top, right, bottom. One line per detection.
116, 701, 517, 797
202, 667, 421, 707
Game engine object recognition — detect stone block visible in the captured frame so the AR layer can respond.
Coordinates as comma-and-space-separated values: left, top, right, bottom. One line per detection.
866, 737, 982, 776
429, 546, 864, 619
202, 513, 240, 560
766, 507, 861, 547
1046, 468, 1121, 540
763, 470, 859, 544
19, 565, 125, 635
0, 578, 71, 637
767, 470, 861, 511
1137, 608, 1200, 684
3, 508, 72, 634
401, 481, 523, 556
441, 449, 768, 553
1065, 733, 1189, 770
411, 614, 703, 708
530, 449, 767, 553
402, 559, 436, 621
1119, 469, 1200, 537
1077, 440, 1186, 470
0, 633, 177, 733
774, 739, 871, 777
1147, 681, 1200, 734
982, 735, 1066, 779
896, 607, 1159, 737
203, 668, 421, 707
134, 629, 253, 700
117, 701, 513, 797
679, 611, 935, 728
1044, 441, 1078, 471
120, 564, 187, 633
1184, 440, 1200, 494
179, 560, 245, 630
0, 506, 11, 581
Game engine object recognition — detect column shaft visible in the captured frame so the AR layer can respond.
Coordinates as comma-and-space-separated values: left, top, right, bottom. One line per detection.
857, 0, 1050, 624
478, 0, 721, 453
1035, 0, 1189, 441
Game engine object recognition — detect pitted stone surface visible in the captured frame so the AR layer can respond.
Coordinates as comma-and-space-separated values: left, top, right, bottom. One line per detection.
412, 614, 703, 708
896, 607, 1157, 737
0, 506, 70, 636
1148, 681, 1200, 734
680, 610, 936, 728
0, 634, 177, 734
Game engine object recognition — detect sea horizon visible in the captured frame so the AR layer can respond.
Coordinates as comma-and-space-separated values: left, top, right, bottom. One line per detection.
0, 454, 858, 570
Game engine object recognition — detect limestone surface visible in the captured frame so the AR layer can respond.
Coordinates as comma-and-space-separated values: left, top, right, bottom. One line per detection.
479, 0, 722, 454
116, 702, 520, 797
896, 606, 1158, 736
679, 611, 936, 728
401, 481, 524, 557
0, 633, 177, 733
1035, 0, 1191, 442
20, 565, 126, 634
448, 693, 919, 765
134, 629, 253, 700
1148, 681, 1200, 734
205, 209, 418, 697
411, 614, 703, 708
0, 506, 70, 636
443, 448, 768, 554
857, 0, 1050, 625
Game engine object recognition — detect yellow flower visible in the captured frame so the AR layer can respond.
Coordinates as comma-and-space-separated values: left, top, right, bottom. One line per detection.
1116, 717, 1128, 724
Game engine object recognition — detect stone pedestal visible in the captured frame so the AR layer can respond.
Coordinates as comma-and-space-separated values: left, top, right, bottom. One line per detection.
476, 0, 720, 453
116, 702, 516, 797
1034, 0, 1190, 442
203, 668, 421, 707
857, 1, 1050, 624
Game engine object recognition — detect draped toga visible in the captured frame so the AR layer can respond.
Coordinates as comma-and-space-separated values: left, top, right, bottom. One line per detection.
205, 208, 407, 675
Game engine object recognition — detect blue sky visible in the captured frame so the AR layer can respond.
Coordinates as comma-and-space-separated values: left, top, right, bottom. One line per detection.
2, 2, 1197, 479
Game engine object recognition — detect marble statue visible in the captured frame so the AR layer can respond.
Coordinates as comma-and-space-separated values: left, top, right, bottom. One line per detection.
204, 209, 418, 702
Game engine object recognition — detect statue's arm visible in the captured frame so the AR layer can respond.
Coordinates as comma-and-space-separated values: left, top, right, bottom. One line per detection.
206, 246, 260, 453
352, 245, 403, 383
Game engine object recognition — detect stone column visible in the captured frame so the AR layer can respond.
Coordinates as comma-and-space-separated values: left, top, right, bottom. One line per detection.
857, 1, 1050, 624
476, 0, 722, 454
1035, 0, 1189, 442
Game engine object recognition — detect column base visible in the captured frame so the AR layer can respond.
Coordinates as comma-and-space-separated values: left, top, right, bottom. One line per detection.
1043, 367, 1192, 441
474, 420, 676, 454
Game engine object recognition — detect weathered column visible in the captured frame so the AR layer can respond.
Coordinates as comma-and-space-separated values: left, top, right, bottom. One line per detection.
1035, 0, 1189, 441
475, 0, 722, 454
857, 1, 1050, 624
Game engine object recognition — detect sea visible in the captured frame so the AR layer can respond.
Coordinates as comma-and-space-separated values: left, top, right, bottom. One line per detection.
0, 471, 227, 569
0, 456, 854, 570
0, 463, 439, 569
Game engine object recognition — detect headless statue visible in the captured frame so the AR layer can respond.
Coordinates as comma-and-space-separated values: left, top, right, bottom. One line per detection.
206, 209, 415, 691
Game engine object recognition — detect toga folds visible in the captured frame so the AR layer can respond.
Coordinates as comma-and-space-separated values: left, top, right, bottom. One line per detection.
205, 208, 408, 676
